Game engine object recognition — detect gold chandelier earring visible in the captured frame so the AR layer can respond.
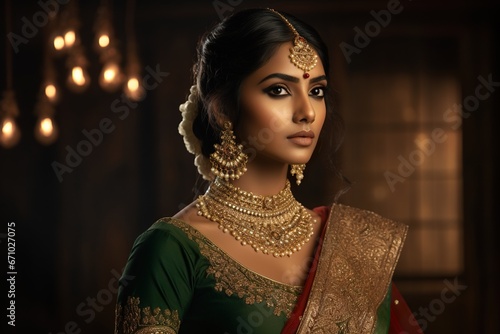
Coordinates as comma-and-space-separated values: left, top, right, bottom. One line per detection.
210, 121, 248, 181
290, 164, 306, 185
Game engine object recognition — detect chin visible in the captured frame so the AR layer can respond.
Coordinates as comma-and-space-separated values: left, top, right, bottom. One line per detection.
255, 146, 316, 166
283, 152, 314, 165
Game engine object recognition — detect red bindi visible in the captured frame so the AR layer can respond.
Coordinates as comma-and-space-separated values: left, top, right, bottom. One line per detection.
303, 73, 310, 79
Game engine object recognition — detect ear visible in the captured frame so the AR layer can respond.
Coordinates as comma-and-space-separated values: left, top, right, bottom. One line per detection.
210, 102, 230, 130
213, 114, 229, 129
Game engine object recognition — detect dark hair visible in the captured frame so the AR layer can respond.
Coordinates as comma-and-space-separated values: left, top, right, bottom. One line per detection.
191, 8, 349, 199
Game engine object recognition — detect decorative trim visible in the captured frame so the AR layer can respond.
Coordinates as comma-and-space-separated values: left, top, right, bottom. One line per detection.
115, 296, 180, 334
165, 218, 302, 317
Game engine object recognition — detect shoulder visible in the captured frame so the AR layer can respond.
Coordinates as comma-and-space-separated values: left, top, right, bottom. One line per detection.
129, 217, 203, 260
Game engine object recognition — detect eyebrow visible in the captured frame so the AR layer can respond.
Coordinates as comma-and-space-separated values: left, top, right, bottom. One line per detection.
258, 73, 327, 84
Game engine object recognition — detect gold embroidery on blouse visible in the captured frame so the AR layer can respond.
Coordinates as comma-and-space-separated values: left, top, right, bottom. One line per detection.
165, 218, 302, 317
296, 204, 408, 334
115, 296, 179, 334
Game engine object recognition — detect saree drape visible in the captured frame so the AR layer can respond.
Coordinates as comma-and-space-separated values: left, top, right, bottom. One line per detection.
283, 203, 416, 334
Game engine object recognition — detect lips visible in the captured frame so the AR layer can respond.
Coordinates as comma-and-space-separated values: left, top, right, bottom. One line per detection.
287, 131, 315, 146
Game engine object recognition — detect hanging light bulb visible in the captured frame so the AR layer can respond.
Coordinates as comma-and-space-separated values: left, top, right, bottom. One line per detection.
0, 116, 21, 148
124, 74, 145, 101
99, 61, 123, 92
123, 0, 144, 101
64, 30, 76, 48
54, 35, 65, 50
66, 43, 91, 92
0, 90, 21, 148
67, 64, 90, 92
34, 116, 58, 145
2, 3, 21, 149
40, 117, 53, 135
72, 66, 86, 85
94, 1, 113, 51
98, 33, 110, 48
44, 82, 59, 103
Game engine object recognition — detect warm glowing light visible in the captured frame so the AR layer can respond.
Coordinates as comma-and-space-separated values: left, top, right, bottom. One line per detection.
40, 118, 54, 137
99, 62, 122, 91
54, 36, 65, 50
99, 34, 110, 48
45, 84, 57, 100
0, 117, 21, 148
72, 66, 86, 86
104, 68, 116, 82
125, 75, 145, 101
127, 78, 139, 92
2, 119, 13, 136
67, 64, 90, 92
35, 116, 58, 145
64, 30, 76, 48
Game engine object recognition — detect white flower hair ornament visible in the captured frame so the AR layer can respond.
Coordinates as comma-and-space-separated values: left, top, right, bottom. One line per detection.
178, 85, 214, 181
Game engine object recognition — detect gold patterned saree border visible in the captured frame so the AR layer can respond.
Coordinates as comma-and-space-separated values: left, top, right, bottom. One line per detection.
296, 204, 408, 334
115, 296, 180, 334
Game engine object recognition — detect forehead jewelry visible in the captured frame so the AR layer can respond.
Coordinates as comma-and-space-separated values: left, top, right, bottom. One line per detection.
268, 8, 318, 79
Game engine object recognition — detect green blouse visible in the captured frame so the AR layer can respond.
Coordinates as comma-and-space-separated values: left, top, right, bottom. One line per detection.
115, 217, 391, 334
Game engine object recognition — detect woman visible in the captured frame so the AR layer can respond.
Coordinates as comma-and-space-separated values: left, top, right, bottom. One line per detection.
115, 8, 421, 334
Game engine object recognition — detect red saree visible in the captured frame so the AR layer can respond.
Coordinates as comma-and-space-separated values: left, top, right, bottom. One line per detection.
282, 204, 422, 334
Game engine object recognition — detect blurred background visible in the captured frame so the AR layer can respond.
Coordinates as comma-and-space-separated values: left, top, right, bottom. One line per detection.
0, 0, 498, 333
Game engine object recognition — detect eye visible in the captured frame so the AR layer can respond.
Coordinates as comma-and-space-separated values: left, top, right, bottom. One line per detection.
264, 85, 290, 97
310, 86, 325, 98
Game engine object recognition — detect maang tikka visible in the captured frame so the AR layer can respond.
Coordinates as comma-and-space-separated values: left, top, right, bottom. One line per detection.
267, 8, 318, 79
210, 121, 248, 181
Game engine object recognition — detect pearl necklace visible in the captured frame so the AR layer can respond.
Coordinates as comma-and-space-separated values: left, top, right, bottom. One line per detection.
196, 178, 315, 257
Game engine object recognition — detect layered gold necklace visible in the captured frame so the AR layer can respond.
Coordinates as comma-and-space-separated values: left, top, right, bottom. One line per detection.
196, 178, 315, 257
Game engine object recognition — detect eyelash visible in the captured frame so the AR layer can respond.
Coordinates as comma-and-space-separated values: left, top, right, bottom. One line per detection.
263, 85, 326, 99
264, 85, 289, 97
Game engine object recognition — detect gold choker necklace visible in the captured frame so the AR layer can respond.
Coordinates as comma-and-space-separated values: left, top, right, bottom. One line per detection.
196, 178, 315, 257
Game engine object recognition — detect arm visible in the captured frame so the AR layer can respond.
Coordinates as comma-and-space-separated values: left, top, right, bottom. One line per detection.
114, 221, 200, 334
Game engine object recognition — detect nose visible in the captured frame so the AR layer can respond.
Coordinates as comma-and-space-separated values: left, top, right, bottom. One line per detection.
292, 91, 315, 124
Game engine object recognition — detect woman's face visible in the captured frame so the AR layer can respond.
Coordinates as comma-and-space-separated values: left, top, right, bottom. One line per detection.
237, 42, 327, 166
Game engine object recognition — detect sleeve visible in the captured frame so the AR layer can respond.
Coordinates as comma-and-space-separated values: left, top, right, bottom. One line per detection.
114, 222, 201, 334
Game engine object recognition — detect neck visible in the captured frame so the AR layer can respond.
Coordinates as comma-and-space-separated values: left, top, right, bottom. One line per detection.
230, 158, 289, 196
197, 165, 313, 257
